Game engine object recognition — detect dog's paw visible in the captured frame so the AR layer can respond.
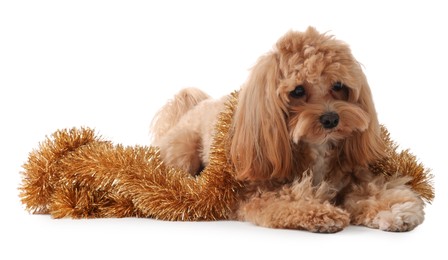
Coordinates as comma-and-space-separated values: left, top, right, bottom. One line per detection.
300, 203, 350, 233
372, 202, 424, 232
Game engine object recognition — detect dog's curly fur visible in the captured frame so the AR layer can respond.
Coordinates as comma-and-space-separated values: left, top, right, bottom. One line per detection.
151, 27, 424, 232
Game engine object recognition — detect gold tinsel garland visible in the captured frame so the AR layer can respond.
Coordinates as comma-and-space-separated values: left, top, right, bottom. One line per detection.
370, 127, 434, 203
19, 92, 433, 220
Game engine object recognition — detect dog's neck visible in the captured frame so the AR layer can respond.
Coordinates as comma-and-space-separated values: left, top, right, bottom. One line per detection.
308, 143, 336, 186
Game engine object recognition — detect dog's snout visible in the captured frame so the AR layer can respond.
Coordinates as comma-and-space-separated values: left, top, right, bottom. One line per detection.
320, 112, 339, 129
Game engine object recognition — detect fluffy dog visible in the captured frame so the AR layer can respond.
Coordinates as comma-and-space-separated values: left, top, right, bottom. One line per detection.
151, 27, 424, 232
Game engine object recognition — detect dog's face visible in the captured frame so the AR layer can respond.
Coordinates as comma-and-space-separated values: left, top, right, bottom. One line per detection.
275, 34, 371, 145
231, 27, 385, 181
286, 80, 369, 145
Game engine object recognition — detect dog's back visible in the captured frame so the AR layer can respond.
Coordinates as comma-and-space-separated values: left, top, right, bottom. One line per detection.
150, 87, 210, 143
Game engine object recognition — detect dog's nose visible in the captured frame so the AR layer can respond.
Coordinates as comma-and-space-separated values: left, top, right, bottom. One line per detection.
320, 112, 339, 129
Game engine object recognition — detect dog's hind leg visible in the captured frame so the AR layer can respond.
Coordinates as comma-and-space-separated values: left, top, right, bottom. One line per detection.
156, 129, 203, 175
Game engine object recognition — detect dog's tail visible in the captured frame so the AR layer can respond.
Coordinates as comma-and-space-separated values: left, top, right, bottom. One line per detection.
150, 87, 210, 143
19, 128, 102, 214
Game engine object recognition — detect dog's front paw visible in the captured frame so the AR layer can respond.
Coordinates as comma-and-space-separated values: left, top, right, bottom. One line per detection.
298, 203, 350, 233
372, 202, 424, 232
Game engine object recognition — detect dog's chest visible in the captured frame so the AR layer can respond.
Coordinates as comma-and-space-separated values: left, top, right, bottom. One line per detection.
309, 144, 333, 185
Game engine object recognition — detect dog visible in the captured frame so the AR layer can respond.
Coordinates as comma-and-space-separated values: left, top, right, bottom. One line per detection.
150, 27, 424, 232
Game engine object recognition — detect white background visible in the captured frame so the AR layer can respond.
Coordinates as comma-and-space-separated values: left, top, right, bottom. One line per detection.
1, 0, 446, 259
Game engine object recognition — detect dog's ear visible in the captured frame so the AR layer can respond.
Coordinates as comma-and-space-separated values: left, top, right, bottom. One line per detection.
342, 73, 386, 167
230, 53, 293, 181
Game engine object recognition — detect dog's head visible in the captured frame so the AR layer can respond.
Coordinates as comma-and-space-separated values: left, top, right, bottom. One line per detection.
230, 27, 385, 181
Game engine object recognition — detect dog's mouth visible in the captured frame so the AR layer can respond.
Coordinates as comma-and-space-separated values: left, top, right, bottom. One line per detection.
318, 128, 346, 143
324, 128, 348, 142
291, 122, 356, 145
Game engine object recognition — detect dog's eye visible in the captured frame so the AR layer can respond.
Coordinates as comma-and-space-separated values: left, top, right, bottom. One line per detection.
331, 82, 349, 101
332, 82, 346, 91
290, 85, 306, 98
